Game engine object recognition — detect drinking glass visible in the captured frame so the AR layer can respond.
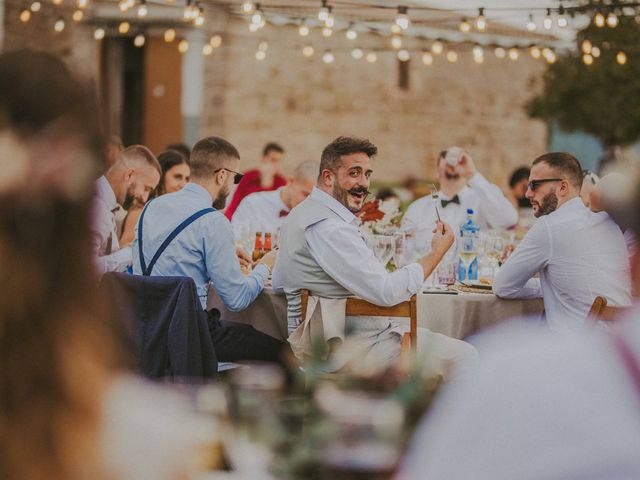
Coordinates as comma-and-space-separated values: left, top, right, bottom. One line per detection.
484, 235, 505, 277
373, 235, 395, 268
392, 231, 407, 268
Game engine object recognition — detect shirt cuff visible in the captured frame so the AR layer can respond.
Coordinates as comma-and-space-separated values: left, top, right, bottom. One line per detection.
252, 262, 270, 284
405, 262, 426, 294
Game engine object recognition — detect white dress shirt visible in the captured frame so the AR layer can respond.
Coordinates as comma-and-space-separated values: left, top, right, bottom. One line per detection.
493, 197, 631, 335
231, 187, 289, 234
92, 176, 132, 275
402, 173, 518, 259
272, 187, 425, 306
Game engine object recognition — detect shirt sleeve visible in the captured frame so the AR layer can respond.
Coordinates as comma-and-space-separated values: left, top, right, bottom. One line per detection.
401, 199, 435, 263
493, 219, 549, 299
231, 196, 253, 228
204, 215, 267, 311
469, 173, 519, 229
91, 202, 132, 275
305, 219, 424, 306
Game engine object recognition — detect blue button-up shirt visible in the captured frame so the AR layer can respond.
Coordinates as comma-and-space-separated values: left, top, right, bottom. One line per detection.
132, 182, 269, 309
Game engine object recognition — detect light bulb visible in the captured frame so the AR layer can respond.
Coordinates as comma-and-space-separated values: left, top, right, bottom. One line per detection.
255, 50, 266, 60
530, 46, 541, 59
118, 21, 130, 34
508, 48, 519, 60
54, 17, 65, 32
94, 27, 105, 40
134, 34, 145, 47
366, 52, 377, 63
210, 35, 222, 47
322, 51, 335, 64
302, 45, 314, 57
351, 47, 363, 59
137, 2, 148, 17
72, 9, 83, 21
494, 47, 506, 59
346, 24, 357, 40
194, 14, 204, 27
299, 24, 309, 36
178, 39, 189, 53
582, 53, 593, 65
446, 51, 458, 62
322, 27, 332, 37
616, 51, 627, 64
591, 46, 600, 58
581, 40, 592, 54
164, 28, 176, 42
242, 1, 254, 14
557, 4, 567, 28
526, 14, 536, 31
391, 35, 402, 49
30, 1, 41, 12
251, 9, 263, 25
474, 53, 484, 64
459, 18, 471, 32
324, 7, 334, 28
543, 8, 552, 30
546, 53, 556, 64
594, 11, 605, 28
77, 0, 88, 8
422, 51, 433, 65
397, 49, 410, 62
52, 0, 62, 5
20, 9, 31, 22
390, 23, 402, 34
431, 40, 443, 55
203, 44, 213, 55
395, 6, 409, 30
318, 0, 329, 21
473, 45, 483, 58
119, 1, 128, 12
476, 8, 486, 31
258, 41, 268, 51
607, 12, 618, 28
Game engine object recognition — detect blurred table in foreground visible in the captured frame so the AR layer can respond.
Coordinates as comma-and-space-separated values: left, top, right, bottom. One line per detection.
207, 286, 544, 341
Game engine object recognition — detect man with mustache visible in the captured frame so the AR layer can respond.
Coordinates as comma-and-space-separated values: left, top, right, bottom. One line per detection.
133, 136, 289, 364
273, 136, 476, 373
92, 145, 160, 275
402, 147, 518, 260
493, 152, 631, 334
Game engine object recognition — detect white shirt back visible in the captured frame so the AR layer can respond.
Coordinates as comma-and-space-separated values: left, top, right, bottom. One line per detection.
231, 187, 288, 234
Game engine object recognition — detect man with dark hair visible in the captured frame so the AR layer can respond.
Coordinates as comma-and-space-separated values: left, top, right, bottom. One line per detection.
507, 166, 531, 208
273, 136, 476, 374
224, 141, 287, 219
402, 146, 518, 261
133, 136, 288, 363
93, 145, 161, 275
494, 152, 631, 334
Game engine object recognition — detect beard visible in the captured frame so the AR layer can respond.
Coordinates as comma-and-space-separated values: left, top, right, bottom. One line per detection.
332, 183, 370, 213
123, 183, 137, 210
444, 171, 461, 181
212, 186, 229, 210
533, 191, 559, 217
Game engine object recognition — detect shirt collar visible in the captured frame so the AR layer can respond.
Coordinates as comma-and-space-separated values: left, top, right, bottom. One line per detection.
95, 176, 118, 211
182, 182, 214, 207
310, 186, 357, 224
556, 196, 584, 213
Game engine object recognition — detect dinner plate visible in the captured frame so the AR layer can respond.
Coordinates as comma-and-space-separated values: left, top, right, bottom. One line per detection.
460, 281, 493, 290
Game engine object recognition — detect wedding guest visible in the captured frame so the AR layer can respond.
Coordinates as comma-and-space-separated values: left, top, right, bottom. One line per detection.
133, 136, 290, 363
119, 150, 190, 245
92, 145, 160, 275
273, 136, 476, 375
506, 166, 531, 209
402, 147, 518, 259
225, 142, 287, 220
231, 160, 316, 234
493, 152, 631, 335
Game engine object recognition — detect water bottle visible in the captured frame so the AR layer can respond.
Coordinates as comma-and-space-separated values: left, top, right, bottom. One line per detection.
458, 209, 480, 281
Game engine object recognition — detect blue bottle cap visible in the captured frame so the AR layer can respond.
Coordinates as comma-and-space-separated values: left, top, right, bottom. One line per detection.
467, 208, 474, 215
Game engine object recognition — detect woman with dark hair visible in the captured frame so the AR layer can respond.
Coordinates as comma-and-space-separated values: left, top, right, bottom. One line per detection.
120, 150, 190, 244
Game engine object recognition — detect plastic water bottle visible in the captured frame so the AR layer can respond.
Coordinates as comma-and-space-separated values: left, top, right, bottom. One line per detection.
458, 209, 480, 281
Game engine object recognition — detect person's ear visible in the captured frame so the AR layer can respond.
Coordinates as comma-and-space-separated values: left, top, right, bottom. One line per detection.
124, 168, 135, 182
320, 169, 334, 188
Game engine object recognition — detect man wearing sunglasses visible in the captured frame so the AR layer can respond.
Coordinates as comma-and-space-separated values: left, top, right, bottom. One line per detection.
133, 136, 290, 364
493, 152, 631, 335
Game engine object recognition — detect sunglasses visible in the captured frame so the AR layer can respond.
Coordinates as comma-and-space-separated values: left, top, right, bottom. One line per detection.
214, 168, 244, 184
527, 178, 563, 191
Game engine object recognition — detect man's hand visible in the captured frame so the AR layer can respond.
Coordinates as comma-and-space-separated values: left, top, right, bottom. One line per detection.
258, 248, 278, 272
236, 246, 252, 270
430, 221, 455, 257
456, 151, 477, 180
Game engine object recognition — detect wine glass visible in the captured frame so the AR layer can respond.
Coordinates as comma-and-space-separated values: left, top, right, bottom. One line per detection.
392, 231, 407, 268
484, 235, 505, 277
373, 235, 395, 268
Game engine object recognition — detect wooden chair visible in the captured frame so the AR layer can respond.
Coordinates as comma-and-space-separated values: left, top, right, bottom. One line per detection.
300, 289, 417, 354
587, 295, 629, 323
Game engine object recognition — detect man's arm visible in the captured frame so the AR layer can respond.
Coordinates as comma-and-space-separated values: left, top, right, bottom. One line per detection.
493, 220, 549, 299
469, 173, 519, 229
91, 203, 132, 275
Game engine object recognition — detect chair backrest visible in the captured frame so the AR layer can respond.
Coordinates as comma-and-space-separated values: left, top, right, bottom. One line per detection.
300, 289, 417, 353
588, 295, 629, 323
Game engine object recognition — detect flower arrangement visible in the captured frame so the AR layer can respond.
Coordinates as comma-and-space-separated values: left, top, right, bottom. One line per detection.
358, 197, 403, 234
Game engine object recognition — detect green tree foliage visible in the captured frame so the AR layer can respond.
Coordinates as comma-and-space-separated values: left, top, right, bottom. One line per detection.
527, 15, 640, 146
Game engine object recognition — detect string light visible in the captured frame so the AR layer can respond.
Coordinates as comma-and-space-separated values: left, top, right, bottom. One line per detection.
391, 35, 402, 49
72, 9, 83, 21
616, 51, 627, 64
473, 44, 484, 63
302, 45, 314, 57
94, 27, 105, 40
299, 23, 309, 36
77, 0, 88, 8
134, 34, 145, 47
582, 53, 593, 65
137, 0, 148, 18
322, 50, 335, 64
255, 49, 266, 60
178, 39, 189, 53
459, 18, 471, 33
526, 14, 536, 31
164, 28, 176, 42
54, 17, 65, 32
594, 10, 605, 28
422, 51, 433, 65
119, 0, 129, 12
543, 8, 552, 30
395, 6, 409, 30
318, 0, 329, 22
476, 8, 486, 31
508, 48, 519, 60
321, 27, 333, 37
251, 4, 264, 26
210, 34, 222, 47
606, 11, 618, 28
530, 46, 541, 59
446, 51, 458, 63
591, 46, 600, 58
194, 8, 205, 27
346, 23, 357, 40
397, 49, 410, 62
494, 47, 506, 59
351, 47, 363, 59
324, 6, 335, 28
557, 4, 568, 28
390, 23, 402, 34
365, 51, 377, 63
203, 43, 214, 55
242, 1, 254, 14
118, 21, 130, 34
542, 48, 556, 63
581, 40, 592, 54
431, 40, 443, 55
20, 9, 31, 22
30, 1, 41, 12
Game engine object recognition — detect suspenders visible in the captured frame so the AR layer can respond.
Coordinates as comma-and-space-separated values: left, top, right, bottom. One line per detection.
138, 202, 215, 276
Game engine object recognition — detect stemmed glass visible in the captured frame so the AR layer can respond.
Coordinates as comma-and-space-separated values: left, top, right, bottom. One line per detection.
373, 235, 396, 269
484, 235, 505, 277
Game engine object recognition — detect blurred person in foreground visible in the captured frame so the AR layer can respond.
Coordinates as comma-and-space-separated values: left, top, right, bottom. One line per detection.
398, 172, 640, 480
0, 50, 208, 480
493, 152, 631, 335
120, 149, 190, 245
273, 136, 476, 376
402, 147, 518, 261
231, 160, 317, 234
224, 142, 287, 220
580, 169, 600, 209
92, 144, 160, 275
